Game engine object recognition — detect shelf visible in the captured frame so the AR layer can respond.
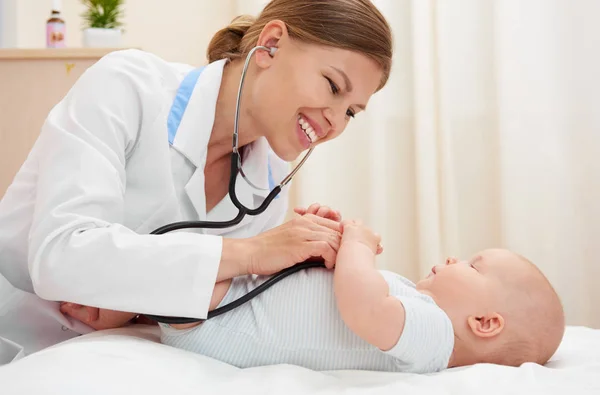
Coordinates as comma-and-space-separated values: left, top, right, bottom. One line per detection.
0, 48, 126, 60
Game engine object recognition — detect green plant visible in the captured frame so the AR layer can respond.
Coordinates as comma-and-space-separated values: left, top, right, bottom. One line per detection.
80, 0, 125, 29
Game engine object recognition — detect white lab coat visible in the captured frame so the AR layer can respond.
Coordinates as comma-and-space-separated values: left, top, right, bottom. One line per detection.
0, 49, 290, 363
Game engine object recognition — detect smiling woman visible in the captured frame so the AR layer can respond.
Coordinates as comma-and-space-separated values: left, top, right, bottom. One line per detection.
206, 0, 393, 161
0, 0, 393, 361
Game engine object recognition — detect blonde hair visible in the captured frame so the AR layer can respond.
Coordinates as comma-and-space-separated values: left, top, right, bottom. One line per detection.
206, 0, 393, 90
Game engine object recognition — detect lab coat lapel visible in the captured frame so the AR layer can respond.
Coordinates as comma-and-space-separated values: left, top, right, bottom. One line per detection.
204, 137, 273, 236
170, 60, 227, 221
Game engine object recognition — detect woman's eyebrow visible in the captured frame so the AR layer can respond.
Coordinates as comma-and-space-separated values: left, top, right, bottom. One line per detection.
331, 66, 367, 111
331, 66, 353, 92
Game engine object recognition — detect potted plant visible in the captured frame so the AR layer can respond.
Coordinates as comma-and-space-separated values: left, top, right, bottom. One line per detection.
80, 0, 124, 48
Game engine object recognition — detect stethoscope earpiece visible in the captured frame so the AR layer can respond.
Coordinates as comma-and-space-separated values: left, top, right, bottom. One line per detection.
269, 47, 278, 57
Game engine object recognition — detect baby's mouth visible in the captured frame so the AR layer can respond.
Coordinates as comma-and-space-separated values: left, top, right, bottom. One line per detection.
298, 115, 320, 144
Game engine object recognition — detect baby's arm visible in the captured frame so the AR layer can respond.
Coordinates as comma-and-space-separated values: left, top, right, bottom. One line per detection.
334, 221, 405, 351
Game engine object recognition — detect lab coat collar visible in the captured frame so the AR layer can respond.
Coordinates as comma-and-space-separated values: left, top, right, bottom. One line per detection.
171, 59, 226, 221
171, 59, 226, 168
171, 60, 274, 227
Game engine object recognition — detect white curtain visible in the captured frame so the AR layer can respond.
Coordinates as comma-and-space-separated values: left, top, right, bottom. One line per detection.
235, 0, 600, 329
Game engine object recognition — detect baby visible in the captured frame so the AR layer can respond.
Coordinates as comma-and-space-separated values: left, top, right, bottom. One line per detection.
160, 220, 566, 373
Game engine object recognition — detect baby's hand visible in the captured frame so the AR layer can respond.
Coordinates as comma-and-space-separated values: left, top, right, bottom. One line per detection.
341, 220, 383, 255
294, 203, 342, 222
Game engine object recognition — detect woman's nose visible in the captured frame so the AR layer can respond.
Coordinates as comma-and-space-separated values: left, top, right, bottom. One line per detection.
322, 108, 336, 136
323, 107, 350, 139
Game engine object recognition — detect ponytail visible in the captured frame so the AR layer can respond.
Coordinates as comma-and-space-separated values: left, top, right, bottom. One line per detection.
207, 15, 256, 63
206, 0, 392, 90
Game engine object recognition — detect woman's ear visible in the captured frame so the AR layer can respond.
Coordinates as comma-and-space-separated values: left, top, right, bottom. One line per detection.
467, 313, 505, 338
255, 20, 287, 67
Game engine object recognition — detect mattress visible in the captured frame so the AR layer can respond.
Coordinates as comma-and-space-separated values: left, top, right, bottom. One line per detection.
1, 325, 599, 394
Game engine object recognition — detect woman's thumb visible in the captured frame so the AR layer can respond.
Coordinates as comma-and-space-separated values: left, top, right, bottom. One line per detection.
294, 207, 307, 215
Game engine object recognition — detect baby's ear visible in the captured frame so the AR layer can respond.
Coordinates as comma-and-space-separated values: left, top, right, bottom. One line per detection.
467, 313, 505, 338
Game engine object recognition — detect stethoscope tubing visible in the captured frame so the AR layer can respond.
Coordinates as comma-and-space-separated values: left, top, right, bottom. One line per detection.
144, 46, 321, 324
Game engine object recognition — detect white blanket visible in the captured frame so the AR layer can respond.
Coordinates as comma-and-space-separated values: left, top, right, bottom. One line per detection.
1, 325, 599, 394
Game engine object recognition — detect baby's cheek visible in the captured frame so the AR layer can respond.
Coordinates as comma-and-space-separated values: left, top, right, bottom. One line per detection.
430, 276, 457, 297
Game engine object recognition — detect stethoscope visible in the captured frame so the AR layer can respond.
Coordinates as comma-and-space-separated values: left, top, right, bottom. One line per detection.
144, 46, 327, 325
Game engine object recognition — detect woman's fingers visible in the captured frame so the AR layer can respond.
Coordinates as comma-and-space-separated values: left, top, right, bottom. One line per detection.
60, 302, 100, 324
60, 303, 87, 322
296, 222, 341, 252
306, 203, 321, 215
308, 241, 337, 269
315, 206, 339, 221
301, 214, 342, 233
333, 210, 342, 222
314, 231, 341, 251
86, 306, 100, 322
61, 302, 81, 309
294, 203, 321, 216
293, 207, 307, 215
295, 204, 342, 222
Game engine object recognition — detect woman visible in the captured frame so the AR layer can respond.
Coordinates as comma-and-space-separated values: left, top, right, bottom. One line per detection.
0, 0, 392, 360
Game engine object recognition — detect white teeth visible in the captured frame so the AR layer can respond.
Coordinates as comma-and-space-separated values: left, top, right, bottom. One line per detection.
298, 115, 319, 144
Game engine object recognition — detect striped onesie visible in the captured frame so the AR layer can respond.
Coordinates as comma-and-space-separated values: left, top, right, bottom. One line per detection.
160, 268, 454, 373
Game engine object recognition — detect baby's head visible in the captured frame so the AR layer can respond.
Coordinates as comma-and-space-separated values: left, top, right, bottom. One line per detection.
416, 248, 565, 368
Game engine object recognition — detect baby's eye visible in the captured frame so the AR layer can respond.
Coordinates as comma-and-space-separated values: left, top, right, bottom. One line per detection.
346, 109, 356, 118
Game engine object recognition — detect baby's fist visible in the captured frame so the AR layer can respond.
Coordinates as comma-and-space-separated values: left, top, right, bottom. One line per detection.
341, 220, 383, 255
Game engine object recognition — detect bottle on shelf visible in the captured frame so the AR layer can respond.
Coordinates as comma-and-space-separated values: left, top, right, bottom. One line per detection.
46, 0, 66, 48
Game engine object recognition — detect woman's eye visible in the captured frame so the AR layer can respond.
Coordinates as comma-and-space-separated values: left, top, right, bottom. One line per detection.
326, 77, 339, 95
325, 77, 355, 119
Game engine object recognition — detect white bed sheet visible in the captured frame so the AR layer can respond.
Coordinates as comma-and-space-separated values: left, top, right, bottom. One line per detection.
1, 325, 599, 395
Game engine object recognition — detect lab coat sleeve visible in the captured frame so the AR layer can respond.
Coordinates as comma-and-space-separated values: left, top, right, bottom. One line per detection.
27, 50, 221, 319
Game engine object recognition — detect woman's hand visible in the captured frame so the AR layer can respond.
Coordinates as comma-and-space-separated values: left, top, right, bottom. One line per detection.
59, 211, 342, 329
294, 203, 342, 222
242, 214, 342, 275
60, 302, 140, 331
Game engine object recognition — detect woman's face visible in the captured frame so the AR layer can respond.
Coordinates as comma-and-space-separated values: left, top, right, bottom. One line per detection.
249, 22, 384, 161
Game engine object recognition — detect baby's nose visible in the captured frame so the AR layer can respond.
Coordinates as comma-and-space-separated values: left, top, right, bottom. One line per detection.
445, 257, 458, 265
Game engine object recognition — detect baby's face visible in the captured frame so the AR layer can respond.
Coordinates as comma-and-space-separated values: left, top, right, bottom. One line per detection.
418, 249, 565, 367
416, 249, 526, 325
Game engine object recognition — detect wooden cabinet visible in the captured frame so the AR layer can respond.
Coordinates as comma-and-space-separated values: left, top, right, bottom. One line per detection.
0, 48, 120, 197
